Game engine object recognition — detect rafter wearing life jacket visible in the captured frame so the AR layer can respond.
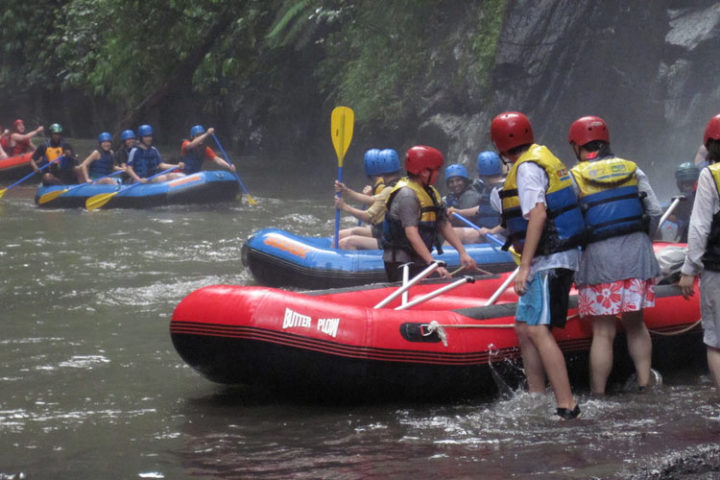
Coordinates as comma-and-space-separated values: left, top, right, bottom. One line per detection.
382, 178, 444, 261
570, 155, 648, 244
500, 144, 585, 255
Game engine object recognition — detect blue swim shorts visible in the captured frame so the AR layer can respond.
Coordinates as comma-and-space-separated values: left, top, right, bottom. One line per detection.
515, 268, 574, 328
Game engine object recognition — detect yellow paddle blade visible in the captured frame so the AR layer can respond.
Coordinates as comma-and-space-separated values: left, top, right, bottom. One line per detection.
85, 192, 119, 210
37, 188, 70, 205
331, 106, 354, 166
245, 193, 257, 206
508, 246, 522, 265
0, 188, 7, 199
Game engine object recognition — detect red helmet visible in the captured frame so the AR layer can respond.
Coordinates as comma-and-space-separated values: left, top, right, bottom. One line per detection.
704, 114, 720, 145
568, 116, 609, 146
490, 111, 534, 154
13, 119, 24, 130
405, 145, 444, 175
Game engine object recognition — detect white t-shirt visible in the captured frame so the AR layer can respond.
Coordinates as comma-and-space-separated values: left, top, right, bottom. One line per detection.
492, 162, 580, 277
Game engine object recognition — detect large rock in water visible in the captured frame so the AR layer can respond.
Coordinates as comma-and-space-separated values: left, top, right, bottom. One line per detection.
416, 0, 720, 193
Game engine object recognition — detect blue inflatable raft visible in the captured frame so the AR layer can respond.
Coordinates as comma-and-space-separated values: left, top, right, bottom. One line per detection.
34, 170, 240, 209
241, 227, 517, 289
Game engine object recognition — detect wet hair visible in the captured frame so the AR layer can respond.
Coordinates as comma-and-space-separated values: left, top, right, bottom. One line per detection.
507, 144, 531, 156
582, 140, 613, 157
707, 139, 720, 164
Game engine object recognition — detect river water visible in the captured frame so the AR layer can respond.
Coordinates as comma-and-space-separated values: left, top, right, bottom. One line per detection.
1, 157, 719, 480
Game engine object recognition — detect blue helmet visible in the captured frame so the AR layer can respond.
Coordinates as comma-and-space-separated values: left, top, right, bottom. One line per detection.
476, 151, 502, 176
445, 163, 470, 183
138, 124, 153, 137
363, 149, 381, 175
190, 125, 205, 138
121, 129, 136, 141
97, 132, 112, 143
365, 148, 401, 176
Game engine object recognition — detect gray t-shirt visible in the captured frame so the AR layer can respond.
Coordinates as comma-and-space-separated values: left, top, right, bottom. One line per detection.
382, 186, 447, 263
574, 166, 662, 286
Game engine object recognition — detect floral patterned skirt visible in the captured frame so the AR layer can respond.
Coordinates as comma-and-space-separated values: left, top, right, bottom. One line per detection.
577, 278, 656, 317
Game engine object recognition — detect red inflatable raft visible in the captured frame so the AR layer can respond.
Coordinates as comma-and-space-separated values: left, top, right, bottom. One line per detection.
170, 244, 703, 400
0, 152, 33, 181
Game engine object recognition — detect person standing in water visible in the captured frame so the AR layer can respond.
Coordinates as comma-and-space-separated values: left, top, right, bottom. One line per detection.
679, 113, 720, 400
568, 115, 662, 395
491, 111, 583, 420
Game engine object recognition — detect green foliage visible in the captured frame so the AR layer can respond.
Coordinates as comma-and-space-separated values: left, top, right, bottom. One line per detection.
0, 0, 507, 136
316, 0, 436, 126
470, 0, 506, 92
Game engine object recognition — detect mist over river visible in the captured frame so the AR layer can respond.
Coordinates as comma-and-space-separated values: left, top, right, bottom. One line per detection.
1, 151, 719, 480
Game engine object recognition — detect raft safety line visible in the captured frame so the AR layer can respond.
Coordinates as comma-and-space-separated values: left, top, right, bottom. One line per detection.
424, 316, 702, 347
649, 318, 702, 336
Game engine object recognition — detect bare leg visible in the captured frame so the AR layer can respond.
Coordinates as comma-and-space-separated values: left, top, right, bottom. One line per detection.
708, 346, 720, 398
590, 315, 617, 395
515, 322, 546, 394
451, 227, 481, 244
527, 325, 575, 409
621, 310, 652, 387
338, 235, 380, 250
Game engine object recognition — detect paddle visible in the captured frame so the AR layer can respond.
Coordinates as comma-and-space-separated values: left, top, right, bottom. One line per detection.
450, 211, 521, 305
331, 106, 355, 248
0, 159, 54, 199
211, 133, 257, 206
37, 170, 124, 205
656, 194, 685, 236
85, 166, 178, 210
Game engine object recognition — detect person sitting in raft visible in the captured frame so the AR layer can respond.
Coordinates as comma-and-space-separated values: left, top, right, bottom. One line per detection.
382, 145, 477, 282
126, 124, 184, 183
443, 163, 481, 225
114, 129, 137, 183
77, 132, 124, 185
181, 125, 236, 175
0, 129, 7, 159
31, 123, 76, 185
8, 119, 43, 156
448, 151, 506, 243
568, 115, 662, 395
0, 125, 9, 152
666, 162, 700, 243
334, 148, 402, 250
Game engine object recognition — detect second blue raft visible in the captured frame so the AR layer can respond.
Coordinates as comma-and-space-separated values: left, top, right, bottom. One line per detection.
34, 170, 240, 209
241, 227, 517, 290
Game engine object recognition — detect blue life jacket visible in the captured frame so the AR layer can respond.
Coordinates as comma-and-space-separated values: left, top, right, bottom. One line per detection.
570, 156, 647, 243
128, 146, 161, 178
89, 150, 116, 178
500, 144, 585, 255
182, 143, 205, 174
472, 178, 503, 228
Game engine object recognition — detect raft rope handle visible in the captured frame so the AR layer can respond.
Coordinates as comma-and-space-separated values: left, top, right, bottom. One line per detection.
422, 315, 701, 348
649, 318, 702, 336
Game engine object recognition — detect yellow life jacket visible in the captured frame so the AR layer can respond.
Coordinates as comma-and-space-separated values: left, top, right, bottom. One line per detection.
373, 177, 386, 195
500, 144, 584, 255
570, 157, 647, 243
45, 146, 63, 162
702, 163, 720, 271
383, 177, 444, 258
